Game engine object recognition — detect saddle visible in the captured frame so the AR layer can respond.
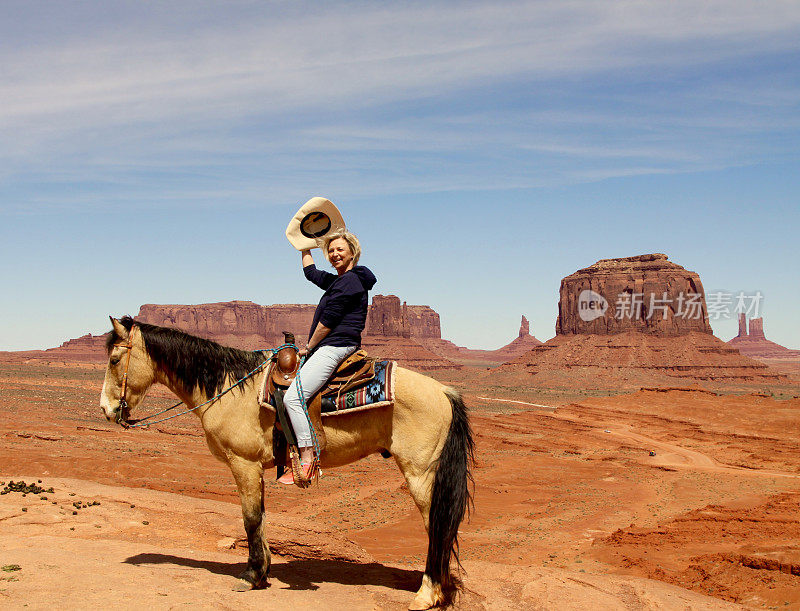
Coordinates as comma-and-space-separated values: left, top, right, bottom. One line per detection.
263, 333, 376, 486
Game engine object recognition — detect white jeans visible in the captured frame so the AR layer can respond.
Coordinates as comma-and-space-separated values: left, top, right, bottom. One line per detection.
283, 344, 357, 447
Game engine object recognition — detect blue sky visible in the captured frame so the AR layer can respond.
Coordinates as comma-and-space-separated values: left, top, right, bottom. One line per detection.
1, 1, 799, 351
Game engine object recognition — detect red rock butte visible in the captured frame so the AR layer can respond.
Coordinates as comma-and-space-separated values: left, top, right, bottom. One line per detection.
728, 314, 800, 360
361, 294, 454, 370
421, 315, 543, 366
556, 253, 711, 336
497, 254, 785, 387
9, 291, 544, 371
24, 298, 454, 370
365, 294, 440, 339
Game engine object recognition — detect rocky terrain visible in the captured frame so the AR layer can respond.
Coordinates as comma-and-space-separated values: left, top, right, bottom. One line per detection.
497, 254, 789, 389
2, 252, 799, 608
494, 331, 788, 389
729, 314, 800, 360
365, 294, 441, 340
2, 296, 530, 370
556, 254, 711, 336
1, 360, 798, 609
421, 316, 543, 366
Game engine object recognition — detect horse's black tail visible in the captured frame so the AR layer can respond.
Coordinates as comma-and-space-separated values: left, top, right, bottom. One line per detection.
426, 387, 475, 592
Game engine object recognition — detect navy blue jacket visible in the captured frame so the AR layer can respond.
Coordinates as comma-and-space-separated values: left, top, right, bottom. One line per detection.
304, 264, 377, 351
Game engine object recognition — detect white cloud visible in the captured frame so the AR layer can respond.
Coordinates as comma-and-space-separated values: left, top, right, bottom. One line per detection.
0, 0, 798, 210
2, 1, 799, 125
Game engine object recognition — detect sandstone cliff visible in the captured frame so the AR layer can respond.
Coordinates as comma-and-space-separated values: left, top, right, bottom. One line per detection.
495, 332, 784, 386
495, 254, 784, 387
519, 315, 530, 337
364, 294, 440, 339
137, 301, 316, 350
23, 296, 456, 370
1, 333, 109, 363
365, 295, 409, 338
728, 315, 800, 360
361, 295, 452, 368
404, 305, 441, 339
556, 254, 711, 336
422, 315, 543, 366
749, 317, 765, 340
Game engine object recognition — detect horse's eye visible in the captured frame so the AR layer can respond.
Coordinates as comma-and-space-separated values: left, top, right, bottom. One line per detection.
110, 357, 121, 366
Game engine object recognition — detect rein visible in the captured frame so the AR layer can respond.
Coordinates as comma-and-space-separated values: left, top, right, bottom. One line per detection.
111, 324, 296, 429
121, 359, 270, 429
112, 325, 137, 425
293, 354, 321, 458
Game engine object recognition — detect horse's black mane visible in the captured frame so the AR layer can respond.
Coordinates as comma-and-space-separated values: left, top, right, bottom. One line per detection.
107, 316, 266, 397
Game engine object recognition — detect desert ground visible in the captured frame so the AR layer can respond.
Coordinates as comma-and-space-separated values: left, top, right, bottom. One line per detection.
1, 358, 799, 609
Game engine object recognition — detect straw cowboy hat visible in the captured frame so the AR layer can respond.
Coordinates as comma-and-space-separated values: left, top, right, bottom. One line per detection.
285, 197, 347, 251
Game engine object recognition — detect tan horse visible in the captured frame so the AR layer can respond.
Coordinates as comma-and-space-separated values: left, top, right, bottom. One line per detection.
99, 316, 473, 609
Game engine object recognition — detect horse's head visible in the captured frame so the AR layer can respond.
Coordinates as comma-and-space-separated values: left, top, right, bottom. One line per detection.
100, 316, 155, 425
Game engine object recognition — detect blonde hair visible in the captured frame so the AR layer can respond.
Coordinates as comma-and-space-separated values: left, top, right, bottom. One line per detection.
323, 228, 361, 266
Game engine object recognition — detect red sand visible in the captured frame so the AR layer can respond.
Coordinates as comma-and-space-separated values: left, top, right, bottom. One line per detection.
1, 359, 799, 608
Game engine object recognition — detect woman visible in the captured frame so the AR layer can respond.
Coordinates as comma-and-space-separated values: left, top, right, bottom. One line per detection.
278, 228, 377, 485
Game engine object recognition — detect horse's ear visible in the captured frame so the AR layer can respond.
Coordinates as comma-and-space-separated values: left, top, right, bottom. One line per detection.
110, 317, 129, 339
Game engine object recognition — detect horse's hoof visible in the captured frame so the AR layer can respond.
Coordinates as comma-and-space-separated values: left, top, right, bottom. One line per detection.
409, 574, 444, 609
409, 590, 443, 610
408, 595, 436, 610
234, 568, 269, 591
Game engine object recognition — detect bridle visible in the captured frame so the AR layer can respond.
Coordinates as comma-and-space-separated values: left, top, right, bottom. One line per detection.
111, 324, 137, 426
104, 324, 278, 430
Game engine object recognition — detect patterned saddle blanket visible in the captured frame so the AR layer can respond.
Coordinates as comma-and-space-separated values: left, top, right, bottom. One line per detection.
320, 358, 395, 414
257, 350, 395, 417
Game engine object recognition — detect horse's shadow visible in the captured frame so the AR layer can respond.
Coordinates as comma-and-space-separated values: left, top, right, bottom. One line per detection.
124, 553, 422, 593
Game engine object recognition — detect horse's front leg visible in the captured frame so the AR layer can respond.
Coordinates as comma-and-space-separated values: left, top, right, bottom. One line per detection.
229, 456, 271, 590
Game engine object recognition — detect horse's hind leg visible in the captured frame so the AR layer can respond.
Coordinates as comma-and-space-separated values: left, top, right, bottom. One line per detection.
230, 457, 271, 590
393, 385, 473, 610
400, 468, 446, 610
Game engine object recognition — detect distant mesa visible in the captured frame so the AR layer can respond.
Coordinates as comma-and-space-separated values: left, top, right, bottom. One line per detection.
365, 294, 441, 340
137, 301, 316, 352
361, 294, 453, 370
728, 314, 800, 360
6, 296, 538, 372
557, 253, 711, 336
30, 298, 454, 371
496, 254, 786, 387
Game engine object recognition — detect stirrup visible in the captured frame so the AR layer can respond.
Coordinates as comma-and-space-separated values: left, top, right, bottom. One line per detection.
289, 446, 319, 489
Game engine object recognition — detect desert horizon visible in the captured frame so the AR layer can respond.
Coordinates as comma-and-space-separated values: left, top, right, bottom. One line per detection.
3, 251, 800, 608
3, 2, 800, 608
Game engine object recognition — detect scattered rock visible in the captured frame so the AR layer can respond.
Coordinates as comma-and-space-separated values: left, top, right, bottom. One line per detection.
2, 480, 49, 495
216, 537, 237, 549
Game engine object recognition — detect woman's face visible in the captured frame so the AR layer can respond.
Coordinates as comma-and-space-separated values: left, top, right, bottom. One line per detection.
328, 237, 354, 274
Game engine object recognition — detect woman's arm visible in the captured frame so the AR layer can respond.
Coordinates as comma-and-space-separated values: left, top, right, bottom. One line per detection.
300, 323, 331, 357
303, 249, 337, 289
